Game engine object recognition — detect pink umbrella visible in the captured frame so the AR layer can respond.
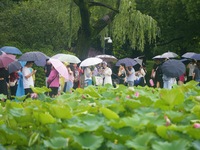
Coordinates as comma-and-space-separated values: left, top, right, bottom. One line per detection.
48, 58, 69, 79
0, 51, 16, 68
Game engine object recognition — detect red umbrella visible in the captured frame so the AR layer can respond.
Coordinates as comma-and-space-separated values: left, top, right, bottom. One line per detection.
0, 51, 16, 68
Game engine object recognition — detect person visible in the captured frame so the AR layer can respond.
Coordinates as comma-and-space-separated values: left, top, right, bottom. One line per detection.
134, 65, 146, 86
178, 73, 185, 85
9, 71, 19, 99
73, 63, 83, 89
117, 63, 126, 84
22, 61, 36, 95
102, 61, 112, 85
16, 69, 25, 97
125, 66, 135, 87
84, 66, 93, 87
47, 66, 60, 97
162, 74, 177, 89
0, 67, 9, 99
64, 65, 74, 92
44, 61, 52, 87
193, 60, 200, 85
153, 59, 164, 88
187, 60, 196, 82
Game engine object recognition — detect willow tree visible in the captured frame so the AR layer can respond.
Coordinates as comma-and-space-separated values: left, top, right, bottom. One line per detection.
72, 0, 158, 59
1, 0, 158, 59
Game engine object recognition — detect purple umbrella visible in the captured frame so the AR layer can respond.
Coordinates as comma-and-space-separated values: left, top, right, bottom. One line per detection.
116, 58, 138, 67
191, 53, 200, 60
18, 51, 49, 66
181, 52, 196, 59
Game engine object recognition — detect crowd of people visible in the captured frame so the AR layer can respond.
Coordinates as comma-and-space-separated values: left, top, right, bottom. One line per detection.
0, 56, 200, 100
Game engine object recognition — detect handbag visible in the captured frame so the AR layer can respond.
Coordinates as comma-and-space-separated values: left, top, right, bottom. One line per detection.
9, 80, 17, 87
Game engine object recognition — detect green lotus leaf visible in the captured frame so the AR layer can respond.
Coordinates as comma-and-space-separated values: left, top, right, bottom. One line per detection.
100, 107, 119, 119
73, 132, 103, 150
44, 137, 68, 149
49, 104, 72, 119
192, 140, 200, 150
39, 112, 56, 124
152, 139, 189, 150
125, 132, 157, 150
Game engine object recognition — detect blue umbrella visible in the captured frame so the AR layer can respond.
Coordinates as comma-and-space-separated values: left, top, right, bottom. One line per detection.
181, 52, 196, 59
191, 53, 200, 60
18, 51, 49, 66
0, 46, 22, 55
161, 59, 186, 78
116, 58, 138, 67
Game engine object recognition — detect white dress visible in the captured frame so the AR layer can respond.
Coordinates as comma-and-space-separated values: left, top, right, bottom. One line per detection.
103, 67, 112, 85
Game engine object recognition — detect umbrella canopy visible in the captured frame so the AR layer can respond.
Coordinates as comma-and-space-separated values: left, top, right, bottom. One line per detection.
52, 54, 81, 64
116, 58, 138, 67
133, 58, 143, 66
152, 55, 164, 59
181, 52, 196, 59
8, 60, 22, 74
161, 52, 178, 58
0, 46, 22, 55
18, 51, 49, 66
95, 54, 117, 62
80, 57, 103, 67
161, 59, 186, 78
48, 58, 69, 79
191, 53, 200, 60
0, 51, 16, 68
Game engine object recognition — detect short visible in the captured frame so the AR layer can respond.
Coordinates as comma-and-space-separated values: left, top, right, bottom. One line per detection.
49, 87, 58, 97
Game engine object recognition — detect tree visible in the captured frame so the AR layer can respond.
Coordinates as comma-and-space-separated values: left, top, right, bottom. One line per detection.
0, 0, 158, 59
136, 0, 200, 55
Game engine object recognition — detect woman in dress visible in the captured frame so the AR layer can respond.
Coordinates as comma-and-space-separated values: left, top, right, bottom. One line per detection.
102, 62, 112, 85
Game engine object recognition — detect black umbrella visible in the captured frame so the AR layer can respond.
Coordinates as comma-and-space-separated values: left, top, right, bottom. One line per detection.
161, 59, 186, 78
8, 60, 22, 74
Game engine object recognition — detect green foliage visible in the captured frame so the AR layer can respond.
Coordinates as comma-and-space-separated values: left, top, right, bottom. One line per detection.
0, 81, 200, 149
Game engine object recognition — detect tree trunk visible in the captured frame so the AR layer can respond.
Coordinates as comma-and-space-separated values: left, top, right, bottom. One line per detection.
74, 0, 121, 60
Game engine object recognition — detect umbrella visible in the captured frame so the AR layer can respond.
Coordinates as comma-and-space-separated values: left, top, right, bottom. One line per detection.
95, 54, 117, 62
161, 52, 178, 58
191, 53, 200, 60
18, 51, 49, 66
0, 46, 22, 55
133, 58, 143, 66
52, 54, 81, 63
0, 51, 16, 68
80, 57, 103, 67
181, 52, 196, 59
161, 59, 186, 78
116, 58, 138, 67
152, 55, 164, 59
48, 58, 69, 79
8, 60, 22, 74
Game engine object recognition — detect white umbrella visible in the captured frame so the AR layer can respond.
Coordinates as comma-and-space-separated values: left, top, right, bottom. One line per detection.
48, 58, 69, 79
95, 54, 117, 62
80, 57, 103, 67
161, 52, 178, 58
52, 54, 81, 64
152, 55, 164, 59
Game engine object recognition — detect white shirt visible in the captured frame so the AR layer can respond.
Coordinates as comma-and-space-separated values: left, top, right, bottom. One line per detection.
22, 66, 34, 89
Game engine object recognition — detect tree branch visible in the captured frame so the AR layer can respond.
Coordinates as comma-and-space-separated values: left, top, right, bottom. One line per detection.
157, 37, 184, 46
89, 1, 119, 13
92, 0, 121, 37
